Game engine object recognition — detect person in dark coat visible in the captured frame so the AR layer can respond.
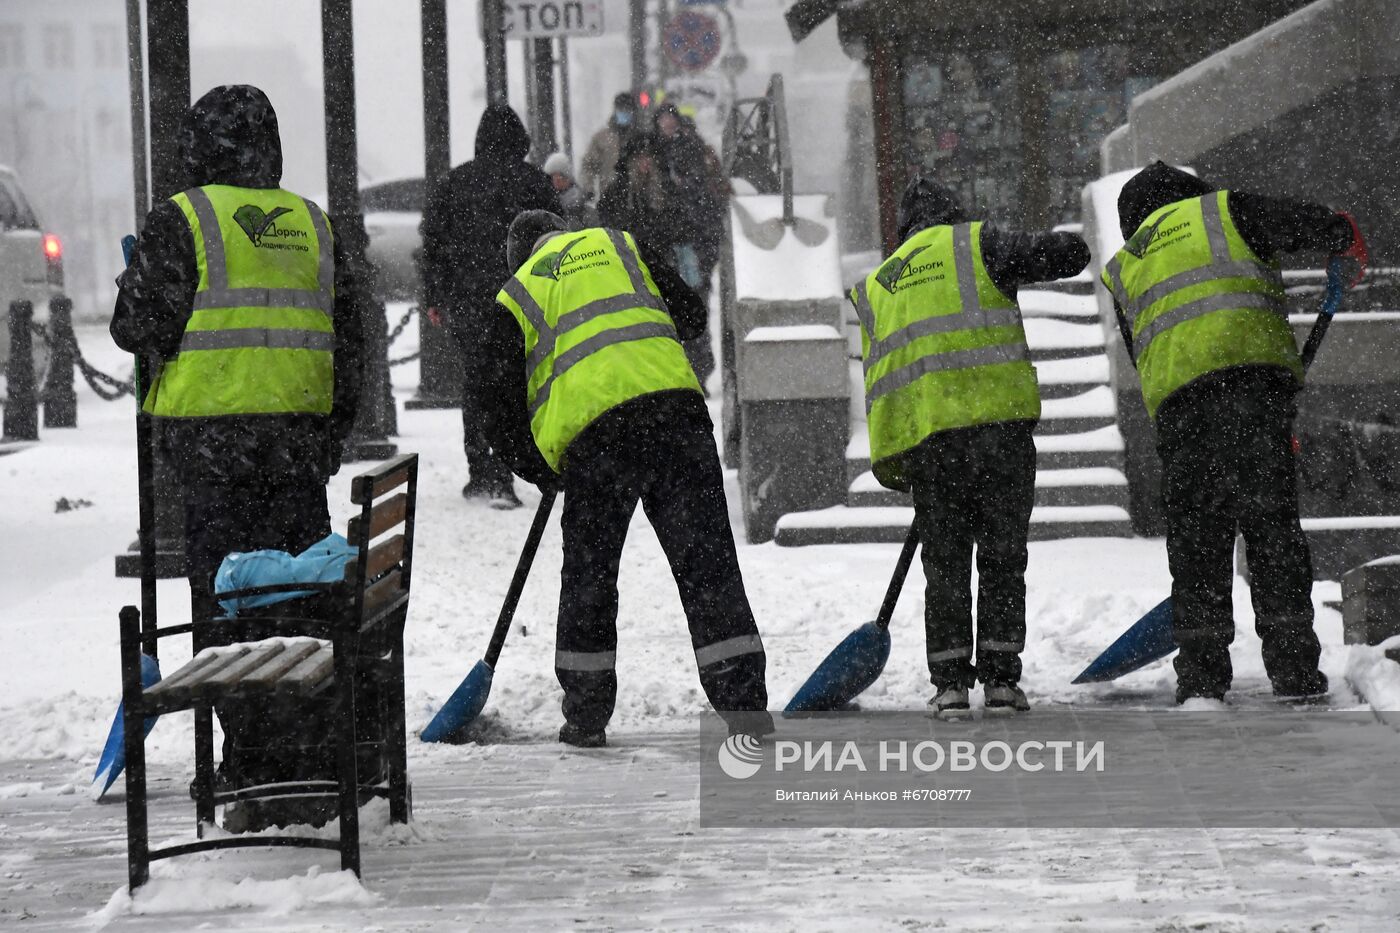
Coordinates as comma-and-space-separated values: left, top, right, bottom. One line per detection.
481, 210, 773, 748
1105, 161, 1361, 704
419, 105, 561, 509
110, 84, 366, 816
651, 104, 728, 388
597, 132, 676, 256
863, 177, 1089, 718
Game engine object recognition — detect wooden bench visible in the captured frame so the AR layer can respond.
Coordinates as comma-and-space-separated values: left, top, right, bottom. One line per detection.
118, 453, 418, 891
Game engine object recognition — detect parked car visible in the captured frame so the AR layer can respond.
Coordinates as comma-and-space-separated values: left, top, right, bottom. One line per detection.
0, 165, 61, 384
361, 177, 424, 301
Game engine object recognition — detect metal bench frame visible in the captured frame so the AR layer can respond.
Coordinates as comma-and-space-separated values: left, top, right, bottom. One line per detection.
118, 453, 418, 890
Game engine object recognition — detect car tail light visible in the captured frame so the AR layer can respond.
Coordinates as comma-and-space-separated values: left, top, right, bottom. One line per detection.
43, 233, 64, 288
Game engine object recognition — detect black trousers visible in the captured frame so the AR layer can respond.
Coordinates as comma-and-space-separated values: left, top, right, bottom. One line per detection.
556, 392, 768, 732
446, 316, 512, 491
908, 422, 1037, 689
1156, 371, 1321, 695
183, 471, 341, 784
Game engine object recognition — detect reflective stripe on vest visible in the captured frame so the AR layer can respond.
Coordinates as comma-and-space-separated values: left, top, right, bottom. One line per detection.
855, 222, 1039, 476
1102, 191, 1299, 419
144, 185, 335, 418
496, 227, 700, 471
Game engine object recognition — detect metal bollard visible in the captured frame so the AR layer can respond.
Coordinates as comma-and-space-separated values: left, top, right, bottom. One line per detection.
42, 295, 77, 428
3, 299, 38, 441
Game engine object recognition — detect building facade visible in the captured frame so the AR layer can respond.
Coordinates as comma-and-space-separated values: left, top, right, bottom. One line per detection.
0, 2, 131, 316
829, 0, 1313, 248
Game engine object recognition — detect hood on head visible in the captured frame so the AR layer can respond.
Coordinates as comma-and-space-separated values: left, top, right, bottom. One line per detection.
896, 175, 967, 242
1117, 160, 1212, 239
475, 104, 532, 163
507, 209, 568, 272
181, 85, 283, 189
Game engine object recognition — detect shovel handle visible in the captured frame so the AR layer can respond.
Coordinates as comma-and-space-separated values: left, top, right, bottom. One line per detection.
484, 488, 558, 668
875, 524, 920, 632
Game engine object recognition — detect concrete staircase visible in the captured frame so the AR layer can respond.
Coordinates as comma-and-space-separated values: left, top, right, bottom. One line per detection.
773, 286, 1135, 546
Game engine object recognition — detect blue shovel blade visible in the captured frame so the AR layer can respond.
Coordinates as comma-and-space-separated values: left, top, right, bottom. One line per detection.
785, 621, 892, 713
91, 653, 162, 800
421, 659, 494, 743
1073, 597, 1178, 684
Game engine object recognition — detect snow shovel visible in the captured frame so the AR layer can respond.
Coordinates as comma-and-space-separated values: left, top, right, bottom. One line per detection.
421, 488, 558, 742
731, 199, 783, 252
1074, 257, 1350, 685
786, 524, 920, 712
91, 652, 162, 799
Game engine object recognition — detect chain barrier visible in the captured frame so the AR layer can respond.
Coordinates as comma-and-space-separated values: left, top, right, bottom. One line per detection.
14, 304, 421, 402
28, 320, 135, 401
385, 304, 417, 346
384, 304, 420, 366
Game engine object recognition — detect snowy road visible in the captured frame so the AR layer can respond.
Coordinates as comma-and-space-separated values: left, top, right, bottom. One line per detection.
3, 321, 1399, 930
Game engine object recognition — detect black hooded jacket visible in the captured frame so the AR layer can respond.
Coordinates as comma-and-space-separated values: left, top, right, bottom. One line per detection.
1110, 161, 1355, 360
418, 106, 561, 313
893, 178, 1091, 296
110, 84, 365, 485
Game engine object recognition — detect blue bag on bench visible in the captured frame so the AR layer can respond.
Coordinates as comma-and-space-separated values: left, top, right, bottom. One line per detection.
215, 533, 358, 616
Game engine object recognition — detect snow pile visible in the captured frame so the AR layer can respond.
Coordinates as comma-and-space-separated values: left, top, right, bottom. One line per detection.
93, 865, 377, 925
1344, 635, 1400, 721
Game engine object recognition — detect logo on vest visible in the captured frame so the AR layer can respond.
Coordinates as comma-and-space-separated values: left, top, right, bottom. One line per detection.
1125, 208, 1178, 260
875, 245, 945, 294
233, 205, 310, 252
530, 236, 609, 281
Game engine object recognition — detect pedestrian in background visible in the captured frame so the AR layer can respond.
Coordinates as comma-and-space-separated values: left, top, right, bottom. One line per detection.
581, 92, 639, 202
544, 151, 596, 228
652, 103, 728, 388
419, 104, 560, 509
852, 176, 1089, 720
111, 84, 366, 825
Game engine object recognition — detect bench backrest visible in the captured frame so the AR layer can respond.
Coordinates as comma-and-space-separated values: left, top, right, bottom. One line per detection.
345, 453, 418, 627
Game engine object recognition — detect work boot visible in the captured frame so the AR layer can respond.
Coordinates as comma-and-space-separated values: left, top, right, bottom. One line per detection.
724, 709, 775, 739
1271, 669, 1329, 702
927, 686, 972, 721
1175, 683, 1228, 705
983, 683, 1030, 714
489, 482, 523, 511
462, 479, 490, 500
559, 723, 607, 748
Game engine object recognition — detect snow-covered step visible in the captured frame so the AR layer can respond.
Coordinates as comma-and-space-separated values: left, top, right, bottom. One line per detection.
1024, 319, 1106, 363
1036, 386, 1118, 435
1019, 288, 1099, 319
847, 466, 1129, 510
843, 421, 1126, 484
773, 504, 1134, 547
1033, 354, 1111, 400
1035, 424, 1125, 470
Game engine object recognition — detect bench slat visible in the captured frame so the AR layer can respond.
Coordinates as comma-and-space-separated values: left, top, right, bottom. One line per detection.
147, 651, 224, 696
272, 647, 336, 696
194, 643, 288, 695
239, 640, 324, 688
347, 492, 408, 544
149, 645, 252, 699
362, 568, 405, 621
351, 454, 416, 504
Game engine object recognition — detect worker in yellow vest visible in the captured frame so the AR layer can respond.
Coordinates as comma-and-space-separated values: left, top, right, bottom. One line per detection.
855, 177, 1089, 719
482, 210, 771, 747
111, 85, 365, 824
1103, 161, 1364, 705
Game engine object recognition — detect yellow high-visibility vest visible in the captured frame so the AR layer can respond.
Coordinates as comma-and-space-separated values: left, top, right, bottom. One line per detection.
144, 184, 335, 419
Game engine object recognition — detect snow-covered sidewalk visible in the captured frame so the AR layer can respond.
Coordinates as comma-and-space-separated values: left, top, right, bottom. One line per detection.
2, 320, 1397, 930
